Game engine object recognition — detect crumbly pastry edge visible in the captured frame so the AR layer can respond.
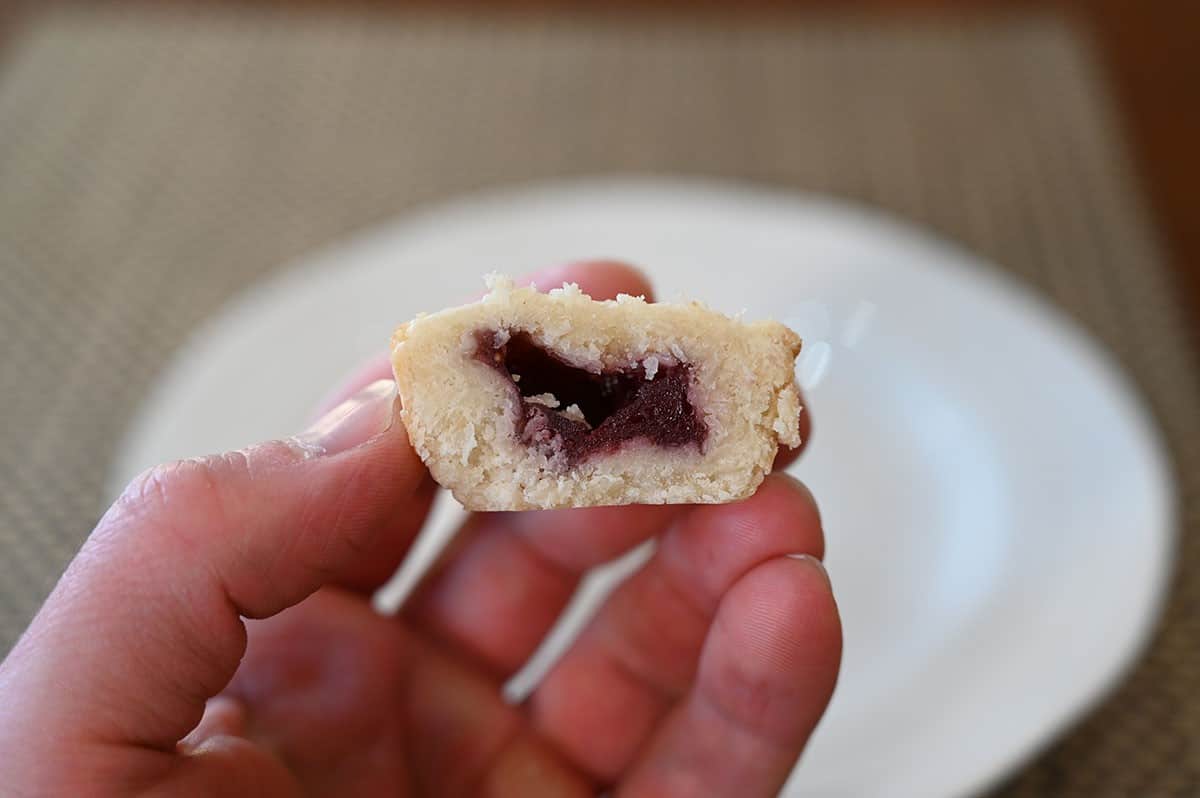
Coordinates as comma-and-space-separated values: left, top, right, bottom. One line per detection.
391, 275, 803, 510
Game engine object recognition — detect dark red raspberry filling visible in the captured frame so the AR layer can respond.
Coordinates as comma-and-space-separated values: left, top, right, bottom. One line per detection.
475, 330, 706, 465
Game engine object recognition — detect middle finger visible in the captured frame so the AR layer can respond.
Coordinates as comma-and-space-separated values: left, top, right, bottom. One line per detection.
402, 504, 683, 679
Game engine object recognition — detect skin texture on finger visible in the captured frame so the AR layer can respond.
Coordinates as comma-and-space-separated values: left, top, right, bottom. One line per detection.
527, 475, 825, 782
220, 589, 416, 796
11, 736, 303, 798
404, 504, 681, 678
178, 696, 249, 752
0, 396, 428, 766
618, 555, 841, 797
314, 385, 436, 594
220, 588, 590, 798
400, 618, 595, 798
144, 736, 302, 798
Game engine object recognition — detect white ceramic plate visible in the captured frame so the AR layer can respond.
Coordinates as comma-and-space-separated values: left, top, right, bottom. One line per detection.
110, 178, 1175, 798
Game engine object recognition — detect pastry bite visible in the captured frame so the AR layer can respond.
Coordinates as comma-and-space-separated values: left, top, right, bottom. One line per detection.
391, 275, 802, 510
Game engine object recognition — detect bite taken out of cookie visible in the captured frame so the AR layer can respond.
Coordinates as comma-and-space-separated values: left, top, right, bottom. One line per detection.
391, 275, 803, 510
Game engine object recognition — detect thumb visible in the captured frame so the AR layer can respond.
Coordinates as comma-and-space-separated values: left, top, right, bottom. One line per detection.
0, 379, 429, 753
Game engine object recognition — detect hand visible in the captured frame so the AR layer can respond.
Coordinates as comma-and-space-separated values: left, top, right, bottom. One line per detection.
0, 262, 840, 798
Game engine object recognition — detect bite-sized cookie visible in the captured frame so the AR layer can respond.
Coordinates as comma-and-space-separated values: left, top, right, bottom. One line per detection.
391, 275, 803, 510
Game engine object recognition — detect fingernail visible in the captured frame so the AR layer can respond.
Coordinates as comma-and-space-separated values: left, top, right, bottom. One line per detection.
786, 553, 830, 586
291, 379, 397, 456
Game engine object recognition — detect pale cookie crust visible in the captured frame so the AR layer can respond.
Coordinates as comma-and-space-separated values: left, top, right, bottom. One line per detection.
391, 275, 803, 510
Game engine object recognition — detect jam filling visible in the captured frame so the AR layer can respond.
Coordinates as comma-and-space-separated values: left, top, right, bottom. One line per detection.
475, 330, 706, 465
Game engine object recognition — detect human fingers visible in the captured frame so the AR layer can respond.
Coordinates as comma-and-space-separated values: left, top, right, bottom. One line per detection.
617, 555, 840, 797
404, 505, 681, 678
527, 475, 825, 782
0, 380, 428, 754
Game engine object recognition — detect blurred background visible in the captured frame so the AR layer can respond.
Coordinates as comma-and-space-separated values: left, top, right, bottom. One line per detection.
0, 1, 1197, 796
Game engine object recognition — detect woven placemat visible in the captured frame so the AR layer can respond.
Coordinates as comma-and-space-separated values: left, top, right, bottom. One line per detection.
0, 8, 1196, 795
